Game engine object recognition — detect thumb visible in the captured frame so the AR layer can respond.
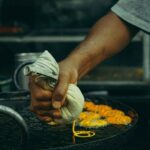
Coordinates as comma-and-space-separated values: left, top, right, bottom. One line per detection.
52, 73, 70, 109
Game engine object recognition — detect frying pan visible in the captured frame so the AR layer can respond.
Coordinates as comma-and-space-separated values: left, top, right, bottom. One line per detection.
0, 91, 138, 150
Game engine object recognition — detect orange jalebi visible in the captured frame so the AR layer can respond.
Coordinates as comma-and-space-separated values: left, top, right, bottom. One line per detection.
79, 111, 100, 120
79, 119, 108, 128
99, 109, 125, 117
81, 101, 132, 126
106, 115, 132, 125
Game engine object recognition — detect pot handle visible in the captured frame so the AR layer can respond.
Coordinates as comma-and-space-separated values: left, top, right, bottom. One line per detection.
13, 61, 34, 90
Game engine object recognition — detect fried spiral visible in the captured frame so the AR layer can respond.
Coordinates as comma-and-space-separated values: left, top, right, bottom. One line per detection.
79, 112, 100, 120
106, 115, 132, 125
79, 119, 108, 128
81, 101, 132, 126
99, 109, 125, 117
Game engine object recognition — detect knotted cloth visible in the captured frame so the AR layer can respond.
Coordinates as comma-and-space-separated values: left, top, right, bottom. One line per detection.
24, 50, 84, 123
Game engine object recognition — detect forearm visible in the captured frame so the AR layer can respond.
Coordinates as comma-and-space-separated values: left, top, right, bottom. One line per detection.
66, 11, 138, 79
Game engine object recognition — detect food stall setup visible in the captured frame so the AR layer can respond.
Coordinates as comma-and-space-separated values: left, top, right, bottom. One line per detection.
0, 0, 150, 150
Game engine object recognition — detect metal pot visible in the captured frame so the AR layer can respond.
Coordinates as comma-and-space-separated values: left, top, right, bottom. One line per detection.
14, 52, 41, 90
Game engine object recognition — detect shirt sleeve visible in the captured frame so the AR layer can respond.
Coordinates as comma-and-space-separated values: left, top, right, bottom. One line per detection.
111, 0, 150, 33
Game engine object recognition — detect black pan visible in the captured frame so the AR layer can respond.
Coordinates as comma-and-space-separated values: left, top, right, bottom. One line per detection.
0, 91, 138, 150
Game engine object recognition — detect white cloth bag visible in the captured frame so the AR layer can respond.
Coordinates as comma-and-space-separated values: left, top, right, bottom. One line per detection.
24, 50, 84, 122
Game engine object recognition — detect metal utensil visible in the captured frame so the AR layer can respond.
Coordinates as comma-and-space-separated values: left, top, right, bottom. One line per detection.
14, 52, 41, 90
0, 105, 28, 150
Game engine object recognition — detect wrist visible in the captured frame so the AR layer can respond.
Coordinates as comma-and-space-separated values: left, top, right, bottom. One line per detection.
58, 59, 79, 84
66, 51, 97, 79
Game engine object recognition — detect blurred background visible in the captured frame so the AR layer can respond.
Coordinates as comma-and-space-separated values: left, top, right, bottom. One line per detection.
0, 0, 149, 93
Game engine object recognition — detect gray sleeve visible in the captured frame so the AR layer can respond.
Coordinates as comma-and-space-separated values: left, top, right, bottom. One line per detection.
111, 0, 150, 33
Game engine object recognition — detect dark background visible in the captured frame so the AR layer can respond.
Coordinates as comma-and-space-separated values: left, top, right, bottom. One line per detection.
0, 0, 143, 82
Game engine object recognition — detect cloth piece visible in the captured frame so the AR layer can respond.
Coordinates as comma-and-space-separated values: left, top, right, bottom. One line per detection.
61, 84, 84, 122
111, 0, 150, 33
24, 50, 84, 122
24, 50, 59, 88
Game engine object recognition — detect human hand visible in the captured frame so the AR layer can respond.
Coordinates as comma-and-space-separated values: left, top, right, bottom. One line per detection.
51, 59, 79, 109
29, 59, 79, 122
29, 76, 61, 122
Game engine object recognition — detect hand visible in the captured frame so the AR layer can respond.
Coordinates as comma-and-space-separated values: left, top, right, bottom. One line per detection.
29, 59, 79, 122
52, 59, 79, 109
29, 76, 61, 122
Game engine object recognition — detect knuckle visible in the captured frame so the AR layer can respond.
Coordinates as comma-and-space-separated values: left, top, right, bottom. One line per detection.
54, 90, 65, 100
43, 91, 52, 98
59, 73, 70, 82
53, 93, 63, 101
34, 92, 48, 100
34, 93, 43, 99
31, 102, 39, 109
31, 100, 51, 110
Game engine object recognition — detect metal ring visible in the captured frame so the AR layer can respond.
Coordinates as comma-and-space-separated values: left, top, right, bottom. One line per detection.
13, 61, 34, 90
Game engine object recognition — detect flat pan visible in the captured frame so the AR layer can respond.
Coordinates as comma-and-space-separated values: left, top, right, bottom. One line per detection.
0, 94, 138, 150
21, 98, 138, 150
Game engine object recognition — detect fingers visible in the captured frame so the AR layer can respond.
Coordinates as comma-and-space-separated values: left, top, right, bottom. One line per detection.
31, 100, 52, 110
31, 89, 52, 101
29, 78, 53, 109
52, 60, 79, 109
28, 62, 79, 123
29, 77, 56, 122
33, 109, 61, 119
38, 116, 53, 122
30, 89, 52, 112
52, 73, 70, 109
